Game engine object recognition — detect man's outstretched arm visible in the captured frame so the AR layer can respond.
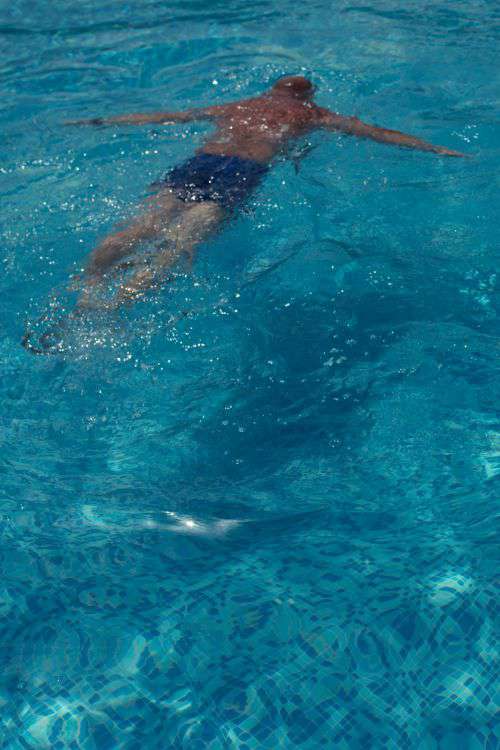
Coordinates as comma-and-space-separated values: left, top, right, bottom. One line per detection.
65, 105, 226, 127
320, 110, 466, 157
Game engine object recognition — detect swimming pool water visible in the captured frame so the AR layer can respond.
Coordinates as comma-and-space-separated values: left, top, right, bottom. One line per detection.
1, 0, 499, 747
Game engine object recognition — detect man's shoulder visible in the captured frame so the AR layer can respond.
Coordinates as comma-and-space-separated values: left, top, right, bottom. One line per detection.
311, 105, 334, 122
200, 96, 263, 118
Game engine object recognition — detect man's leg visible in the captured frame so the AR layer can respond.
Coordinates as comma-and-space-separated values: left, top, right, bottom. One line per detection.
115, 200, 225, 305
85, 190, 186, 277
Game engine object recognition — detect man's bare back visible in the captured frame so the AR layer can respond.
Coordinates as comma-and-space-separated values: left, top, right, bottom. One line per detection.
67, 75, 464, 309
199, 81, 327, 162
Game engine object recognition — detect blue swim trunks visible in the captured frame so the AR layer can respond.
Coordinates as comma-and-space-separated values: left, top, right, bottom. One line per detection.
158, 153, 268, 209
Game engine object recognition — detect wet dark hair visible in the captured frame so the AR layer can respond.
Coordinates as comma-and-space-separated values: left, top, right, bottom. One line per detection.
271, 75, 315, 98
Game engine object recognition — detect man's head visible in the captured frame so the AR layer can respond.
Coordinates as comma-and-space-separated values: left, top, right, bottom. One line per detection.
270, 76, 315, 101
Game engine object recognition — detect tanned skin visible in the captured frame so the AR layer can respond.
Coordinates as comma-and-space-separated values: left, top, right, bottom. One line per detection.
67, 76, 465, 307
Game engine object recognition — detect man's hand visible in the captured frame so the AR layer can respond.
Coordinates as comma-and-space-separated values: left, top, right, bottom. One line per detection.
432, 146, 468, 158
65, 117, 105, 126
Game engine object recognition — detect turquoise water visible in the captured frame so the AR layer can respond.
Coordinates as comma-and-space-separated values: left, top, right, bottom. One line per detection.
1, 0, 499, 747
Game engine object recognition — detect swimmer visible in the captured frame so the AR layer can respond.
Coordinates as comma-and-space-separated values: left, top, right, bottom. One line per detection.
68, 75, 465, 307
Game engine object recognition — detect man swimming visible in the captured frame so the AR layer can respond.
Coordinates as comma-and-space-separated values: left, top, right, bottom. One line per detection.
69, 75, 465, 307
